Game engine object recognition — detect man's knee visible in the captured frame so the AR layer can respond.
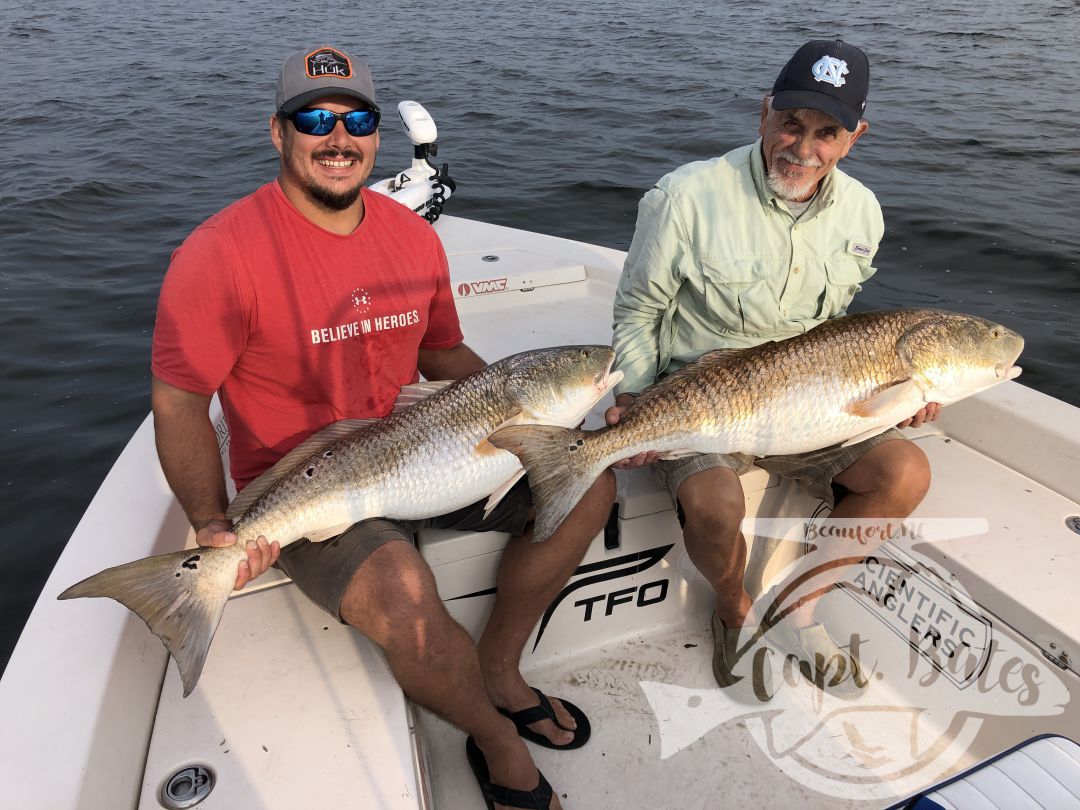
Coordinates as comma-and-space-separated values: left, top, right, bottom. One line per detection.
682, 501, 745, 542
841, 440, 931, 511
677, 468, 746, 543
339, 542, 448, 653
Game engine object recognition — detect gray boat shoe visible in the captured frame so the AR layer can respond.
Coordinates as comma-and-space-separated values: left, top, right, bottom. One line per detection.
711, 612, 773, 700
765, 618, 867, 699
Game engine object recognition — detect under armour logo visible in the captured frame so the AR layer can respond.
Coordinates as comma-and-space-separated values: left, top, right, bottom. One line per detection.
811, 56, 849, 88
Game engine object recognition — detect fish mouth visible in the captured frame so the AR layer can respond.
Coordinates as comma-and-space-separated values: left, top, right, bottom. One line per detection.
997, 364, 1023, 380
594, 358, 624, 393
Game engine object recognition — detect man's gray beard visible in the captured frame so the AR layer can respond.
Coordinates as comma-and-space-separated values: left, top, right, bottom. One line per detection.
765, 167, 817, 202
766, 149, 822, 201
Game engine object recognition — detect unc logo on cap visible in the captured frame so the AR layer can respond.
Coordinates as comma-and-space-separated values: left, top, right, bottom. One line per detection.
306, 48, 352, 80
811, 55, 849, 88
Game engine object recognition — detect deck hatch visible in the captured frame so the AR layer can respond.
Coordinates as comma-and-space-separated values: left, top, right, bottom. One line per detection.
159, 764, 215, 808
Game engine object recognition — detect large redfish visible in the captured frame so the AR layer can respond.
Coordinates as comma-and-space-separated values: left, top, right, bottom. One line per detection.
490, 310, 1023, 543
60, 346, 623, 696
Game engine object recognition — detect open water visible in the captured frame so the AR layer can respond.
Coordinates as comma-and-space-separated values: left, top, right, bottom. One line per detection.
1, 0, 1077, 672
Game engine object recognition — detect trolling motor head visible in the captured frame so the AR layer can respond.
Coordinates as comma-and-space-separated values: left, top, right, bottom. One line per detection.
368, 100, 454, 222
398, 100, 439, 160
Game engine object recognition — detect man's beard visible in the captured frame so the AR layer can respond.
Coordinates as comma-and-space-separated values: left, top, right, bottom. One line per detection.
306, 152, 364, 210
285, 138, 366, 210
309, 175, 364, 210
766, 148, 823, 201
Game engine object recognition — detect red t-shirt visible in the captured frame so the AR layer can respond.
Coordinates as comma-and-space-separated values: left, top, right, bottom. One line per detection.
152, 182, 463, 489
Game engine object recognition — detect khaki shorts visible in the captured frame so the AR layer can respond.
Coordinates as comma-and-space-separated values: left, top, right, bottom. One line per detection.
276, 479, 532, 619
653, 428, 907, 508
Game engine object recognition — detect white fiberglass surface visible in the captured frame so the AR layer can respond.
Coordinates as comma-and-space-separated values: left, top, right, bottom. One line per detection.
419, 474, 1079, 808
452, 280, 620, 366
140, 583, 420, 810
897, 434, 1080, 668
418, 611, 1076, 809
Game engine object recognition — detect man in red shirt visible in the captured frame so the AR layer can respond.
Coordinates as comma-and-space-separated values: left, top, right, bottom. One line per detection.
152, 45, 609, 810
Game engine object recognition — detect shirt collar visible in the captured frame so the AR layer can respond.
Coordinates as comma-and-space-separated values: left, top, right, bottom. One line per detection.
750, 138, 836, 220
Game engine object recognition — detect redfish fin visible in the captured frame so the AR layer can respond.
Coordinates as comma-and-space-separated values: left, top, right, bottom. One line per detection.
58, 546, 240, 697
841, 424, 895, 448
491, 411, 528, 432
488, 425, 597, 543
483, 470, 527, 518
847, 379, 918, 419
304, 523, 354, 542
658, 448, 699, 460
475, 411, 529, 459
392, 380, 454, 412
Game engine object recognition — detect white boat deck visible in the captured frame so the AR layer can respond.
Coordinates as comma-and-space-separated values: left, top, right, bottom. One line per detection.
142, 585, 421, 810
2, 215, 1078, 809
906, 431, 1080, 669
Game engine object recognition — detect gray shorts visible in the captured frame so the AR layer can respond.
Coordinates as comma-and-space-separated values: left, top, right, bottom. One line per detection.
653, 428, 907, 508
276, 479, 532, 619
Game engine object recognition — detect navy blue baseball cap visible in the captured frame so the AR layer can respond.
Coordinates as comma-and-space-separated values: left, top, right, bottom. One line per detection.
771, 40, 869, 131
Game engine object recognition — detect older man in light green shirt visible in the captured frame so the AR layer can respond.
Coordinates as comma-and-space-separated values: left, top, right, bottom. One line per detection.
612, 137, 882, 392
606, 40, 937, 699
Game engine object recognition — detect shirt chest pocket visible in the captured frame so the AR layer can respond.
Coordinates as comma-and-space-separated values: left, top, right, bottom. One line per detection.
819, 254, 877, 319
700, 257, 781, 336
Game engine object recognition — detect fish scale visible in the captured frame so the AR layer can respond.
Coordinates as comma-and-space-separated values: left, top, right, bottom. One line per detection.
490, 309, 1024, 544
597, 311, 927, 461
59, 345, 622, 697
235, 368, 513, 545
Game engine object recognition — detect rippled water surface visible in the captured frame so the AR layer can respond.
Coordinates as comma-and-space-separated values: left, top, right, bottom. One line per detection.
1, 0, 1077, 670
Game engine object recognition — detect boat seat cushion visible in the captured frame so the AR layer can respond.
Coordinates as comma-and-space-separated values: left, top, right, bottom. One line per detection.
902, 735, 1080, 809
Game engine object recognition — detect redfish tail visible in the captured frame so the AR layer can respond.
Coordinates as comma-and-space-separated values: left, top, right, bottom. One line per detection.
58, 545, 240, 697
487, 424, 600, 543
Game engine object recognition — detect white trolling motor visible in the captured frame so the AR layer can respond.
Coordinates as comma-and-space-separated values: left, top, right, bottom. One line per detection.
369, 100, 456, 223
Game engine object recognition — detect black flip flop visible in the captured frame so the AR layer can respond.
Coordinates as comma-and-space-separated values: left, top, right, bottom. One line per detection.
465, 735, 554, 810
498, 687, 591, 750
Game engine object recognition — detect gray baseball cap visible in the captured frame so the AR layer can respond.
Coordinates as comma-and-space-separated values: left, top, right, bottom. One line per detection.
276, 46, 377, 114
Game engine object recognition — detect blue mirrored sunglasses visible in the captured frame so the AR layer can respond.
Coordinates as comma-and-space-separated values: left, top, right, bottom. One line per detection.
281, 106, 381, 137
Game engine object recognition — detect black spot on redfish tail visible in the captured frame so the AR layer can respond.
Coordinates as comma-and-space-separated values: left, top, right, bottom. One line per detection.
57, 546, 240, 697
487, 424, 598, 543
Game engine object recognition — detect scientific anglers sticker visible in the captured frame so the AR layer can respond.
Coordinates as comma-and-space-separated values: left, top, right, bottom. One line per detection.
305, 48, 352, 80
644, 517, 1072, 802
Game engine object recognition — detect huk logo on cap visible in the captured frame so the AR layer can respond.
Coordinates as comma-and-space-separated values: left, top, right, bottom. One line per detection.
305, 48, 352, 80
811, 55, 849, 88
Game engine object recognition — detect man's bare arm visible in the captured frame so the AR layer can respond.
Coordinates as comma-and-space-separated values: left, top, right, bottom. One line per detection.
151, 376, 229, 528
151, 375, 278, 588
417, 342, 486, 381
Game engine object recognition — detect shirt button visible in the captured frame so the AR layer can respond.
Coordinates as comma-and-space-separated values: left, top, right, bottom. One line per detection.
793, 267, 801, 274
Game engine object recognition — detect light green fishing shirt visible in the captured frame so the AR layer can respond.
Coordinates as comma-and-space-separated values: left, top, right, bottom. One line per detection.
612, 139, 884, 396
